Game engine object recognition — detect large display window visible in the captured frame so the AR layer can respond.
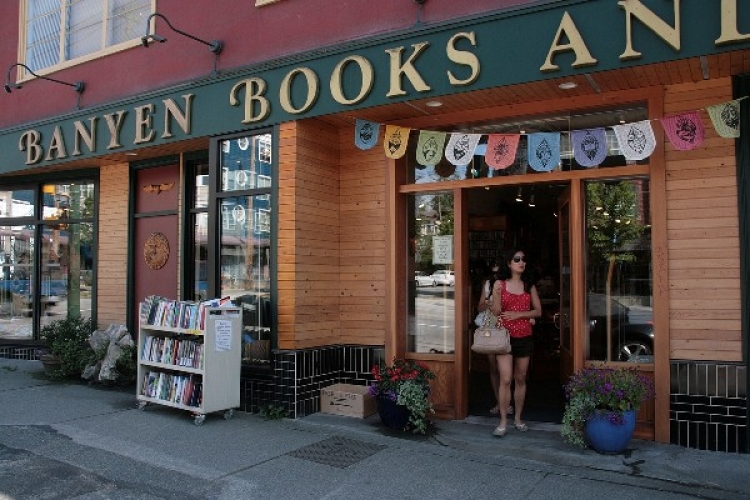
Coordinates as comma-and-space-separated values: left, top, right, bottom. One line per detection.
0, 180, 96, 340
406, 192, 455, 354
186, 132, 274, 367
584, 178, 653, 363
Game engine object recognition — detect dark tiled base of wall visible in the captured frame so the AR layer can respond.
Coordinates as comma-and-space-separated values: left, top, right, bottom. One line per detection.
240, 345, 384, 419
671, 361, 748, 453
0, 346, 40, 360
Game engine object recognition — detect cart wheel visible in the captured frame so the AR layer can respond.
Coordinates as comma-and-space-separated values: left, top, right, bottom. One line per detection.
137, 402, 148, 411
194, 414, 206, 426
223, 409, 234, 420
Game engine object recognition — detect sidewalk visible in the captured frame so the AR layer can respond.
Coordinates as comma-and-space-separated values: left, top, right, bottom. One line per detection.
1, 357, 749, 500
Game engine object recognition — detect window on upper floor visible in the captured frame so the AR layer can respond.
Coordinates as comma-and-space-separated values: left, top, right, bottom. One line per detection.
21, 0, 152, 75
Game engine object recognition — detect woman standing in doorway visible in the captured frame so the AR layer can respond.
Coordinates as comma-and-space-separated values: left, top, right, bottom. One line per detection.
490, 248, 542, 437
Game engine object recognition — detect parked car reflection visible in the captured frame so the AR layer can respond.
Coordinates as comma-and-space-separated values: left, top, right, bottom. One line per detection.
587, 293, 654, 362
415, 272, 435, 287
430, 270, 455, 286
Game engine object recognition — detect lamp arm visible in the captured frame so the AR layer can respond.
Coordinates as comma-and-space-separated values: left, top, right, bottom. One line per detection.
144, 13, 222, 54
5, 63, 84, 93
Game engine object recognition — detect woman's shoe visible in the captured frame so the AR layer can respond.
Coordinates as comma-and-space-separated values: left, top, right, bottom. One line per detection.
514, 422, 529, 432
493, 426, 507, 437
508, 405, 514, 415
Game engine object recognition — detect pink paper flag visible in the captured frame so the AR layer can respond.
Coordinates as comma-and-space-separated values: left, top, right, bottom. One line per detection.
661, 111, 705, 151
485, 134, 520, 170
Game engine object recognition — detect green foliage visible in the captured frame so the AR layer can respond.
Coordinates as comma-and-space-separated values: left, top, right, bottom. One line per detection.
114, 344, 137, 385
561, 366, 655, 449
413, 193, 454, 274
259, 404, 288, 420
586, 181, 645, 266
369, 358, 436, 434
41, 316, 95, 380
396, 380, 433, 434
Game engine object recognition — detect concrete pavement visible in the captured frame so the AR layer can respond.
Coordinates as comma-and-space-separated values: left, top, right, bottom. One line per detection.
1, 357, 749, 500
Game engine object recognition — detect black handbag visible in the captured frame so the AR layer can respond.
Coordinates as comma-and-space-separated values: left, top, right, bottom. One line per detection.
471, 281, 511, 355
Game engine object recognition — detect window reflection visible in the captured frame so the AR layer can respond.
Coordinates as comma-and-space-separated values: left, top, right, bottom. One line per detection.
220, 195, 272, 365
215, 133, 274, 366
585, 179, 653, 363
0, 227, 35, 335
220, 134, 273, 192
407, 193, 455, 353
0, 180, 95, 339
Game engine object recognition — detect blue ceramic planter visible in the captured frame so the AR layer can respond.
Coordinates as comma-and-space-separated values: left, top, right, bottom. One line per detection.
584, 409, 637, 454
377, 396, 410, 430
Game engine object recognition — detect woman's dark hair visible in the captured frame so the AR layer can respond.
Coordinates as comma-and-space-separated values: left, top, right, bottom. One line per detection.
497, 247, 534, 293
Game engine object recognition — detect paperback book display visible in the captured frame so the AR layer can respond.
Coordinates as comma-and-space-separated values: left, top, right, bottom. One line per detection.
141, 334, 204, 369
140, 295, 231, 331
136, 300, 242, 425
140, 371, 202, 407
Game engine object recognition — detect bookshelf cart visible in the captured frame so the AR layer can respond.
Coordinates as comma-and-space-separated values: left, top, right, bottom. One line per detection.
136, 304, 242, 425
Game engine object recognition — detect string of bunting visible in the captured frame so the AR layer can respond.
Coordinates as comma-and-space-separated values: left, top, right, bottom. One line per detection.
353, 97, 745, 171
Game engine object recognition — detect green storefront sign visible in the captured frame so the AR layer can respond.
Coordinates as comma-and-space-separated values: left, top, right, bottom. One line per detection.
1, 0, 748, 173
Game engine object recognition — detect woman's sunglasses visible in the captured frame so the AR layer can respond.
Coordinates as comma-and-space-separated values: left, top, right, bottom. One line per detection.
512, 255, 527, 263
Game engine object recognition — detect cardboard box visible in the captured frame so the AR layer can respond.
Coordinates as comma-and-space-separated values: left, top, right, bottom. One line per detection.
320, 383, 377, 418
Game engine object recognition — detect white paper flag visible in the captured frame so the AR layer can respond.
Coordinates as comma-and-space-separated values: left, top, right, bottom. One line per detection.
612, 120, 656, 161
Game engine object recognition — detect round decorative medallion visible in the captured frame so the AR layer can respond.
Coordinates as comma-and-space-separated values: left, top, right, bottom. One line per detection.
144, 233, 170, 270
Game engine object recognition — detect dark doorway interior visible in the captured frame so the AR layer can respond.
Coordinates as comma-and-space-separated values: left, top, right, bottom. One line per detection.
467, 184, 567, 423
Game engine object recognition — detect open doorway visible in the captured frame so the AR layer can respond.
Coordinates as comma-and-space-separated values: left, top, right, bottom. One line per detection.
467, 184, 568, 423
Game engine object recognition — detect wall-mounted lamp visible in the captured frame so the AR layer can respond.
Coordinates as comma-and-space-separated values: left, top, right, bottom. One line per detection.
515, 187, 523, 203
412, 0, 427, 25
528, 193, 536, 208
4, 63, 84, 108
4, 63, 84, 94
141, 13, 223, 56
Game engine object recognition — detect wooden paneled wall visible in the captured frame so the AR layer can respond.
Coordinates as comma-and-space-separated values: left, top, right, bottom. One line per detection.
664, 77, 742, 362
277, 119, 388, 349
338, 127, 388, 347
277, 119, 342, 349
96, 163, 129, 328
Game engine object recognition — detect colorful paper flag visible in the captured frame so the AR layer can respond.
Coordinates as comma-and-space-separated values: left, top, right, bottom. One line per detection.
527, 132, 560, 172
612, 120, 656, 161
383, 125, 410, 159
354, 119, 380, 150
444, 133, 481, 166
416, 130, 447, 166
571, 128, 607, 168
707, 99, 742, 138
485, 134, 520, 170
661, 111, 705, 151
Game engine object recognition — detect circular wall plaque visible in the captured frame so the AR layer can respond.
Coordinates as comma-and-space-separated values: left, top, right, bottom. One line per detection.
144, 233, 170, 270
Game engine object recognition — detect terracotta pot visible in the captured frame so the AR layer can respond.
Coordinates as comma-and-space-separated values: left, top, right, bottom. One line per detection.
39, 354, 62, 376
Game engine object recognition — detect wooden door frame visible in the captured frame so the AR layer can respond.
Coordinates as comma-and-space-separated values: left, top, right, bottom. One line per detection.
388, 88, 668, 437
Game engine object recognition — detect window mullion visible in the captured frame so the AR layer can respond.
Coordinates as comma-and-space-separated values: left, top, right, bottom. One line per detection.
102, 0, 111, 49
59, 1, 69, 63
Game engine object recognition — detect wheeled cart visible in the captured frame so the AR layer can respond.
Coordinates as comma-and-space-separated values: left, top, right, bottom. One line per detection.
136, 304, 241, 425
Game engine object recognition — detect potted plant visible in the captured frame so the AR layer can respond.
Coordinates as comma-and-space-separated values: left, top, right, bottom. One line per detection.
40, 316, 96, 380
367, 358, 435, 434
561, 366, 655, 453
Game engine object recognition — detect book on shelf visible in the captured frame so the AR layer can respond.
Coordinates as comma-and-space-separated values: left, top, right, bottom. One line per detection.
140, 295, 234, 331
140, 334, 204, 368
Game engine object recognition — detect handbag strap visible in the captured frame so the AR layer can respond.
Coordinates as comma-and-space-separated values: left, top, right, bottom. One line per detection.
497, 280, 503, 315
